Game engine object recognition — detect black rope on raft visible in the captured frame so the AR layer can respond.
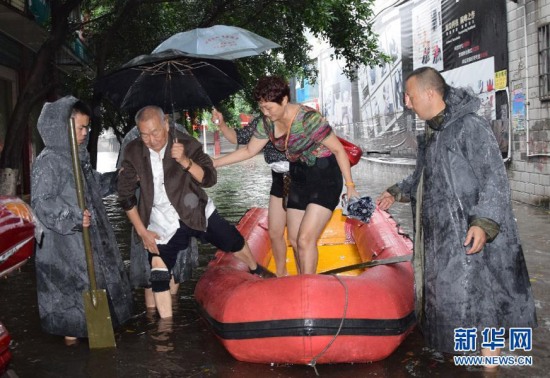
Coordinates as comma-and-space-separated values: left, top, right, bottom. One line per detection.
307, 274, 349, 375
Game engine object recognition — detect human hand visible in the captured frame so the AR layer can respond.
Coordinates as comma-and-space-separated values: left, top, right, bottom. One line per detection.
171, 140, 189, 166
376, 191, 395, 211
346, 186, 360, 200
140, 230, 161, 254
464, 225, 487, 254
211, 108, 224, 127
82, 209, 91, 228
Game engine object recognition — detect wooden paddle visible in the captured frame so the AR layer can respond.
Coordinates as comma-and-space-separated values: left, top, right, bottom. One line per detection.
68, 117, 116, 349
320, 254, 412, 275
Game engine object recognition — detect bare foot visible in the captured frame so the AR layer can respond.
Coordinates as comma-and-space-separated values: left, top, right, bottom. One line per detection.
64, 336, 79, 346
481, 347, 500, 370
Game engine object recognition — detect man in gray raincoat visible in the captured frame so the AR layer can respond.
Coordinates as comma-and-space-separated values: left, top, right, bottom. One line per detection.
377, 67, 537, 360
31, 96, 133, 344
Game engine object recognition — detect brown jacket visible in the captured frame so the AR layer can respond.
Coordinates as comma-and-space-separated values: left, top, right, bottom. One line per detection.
118, 130, 216, 231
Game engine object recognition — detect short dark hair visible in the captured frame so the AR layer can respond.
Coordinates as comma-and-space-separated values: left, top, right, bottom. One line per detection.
135, 105, 164, 125
71, 100, 92, 118
253, 76, 291, 104
406, 67, 448, 97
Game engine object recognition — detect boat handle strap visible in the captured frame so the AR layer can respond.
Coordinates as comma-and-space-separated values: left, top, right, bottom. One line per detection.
320, 254, 412, 275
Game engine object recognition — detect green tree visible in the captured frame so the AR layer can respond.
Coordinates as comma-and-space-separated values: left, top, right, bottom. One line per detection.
0, 0, 386, 195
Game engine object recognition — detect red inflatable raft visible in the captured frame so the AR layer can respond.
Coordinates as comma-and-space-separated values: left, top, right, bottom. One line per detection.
0, 196, 38, 374
194, 207, 415, 364
0, 196, 37, 279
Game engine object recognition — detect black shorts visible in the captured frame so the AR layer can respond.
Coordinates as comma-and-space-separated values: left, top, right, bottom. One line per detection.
270, 171, 285, 198
201, 210, 245, 252
150, 212, 245, 268
150, 223, 190, 270
286, 154, 343, 211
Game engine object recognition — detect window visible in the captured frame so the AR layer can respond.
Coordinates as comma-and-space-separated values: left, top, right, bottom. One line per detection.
0, 66, 18, 155
538, 24, 550, 101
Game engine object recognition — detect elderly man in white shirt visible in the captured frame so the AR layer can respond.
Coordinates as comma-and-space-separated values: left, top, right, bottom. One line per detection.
118, 106, 274, 319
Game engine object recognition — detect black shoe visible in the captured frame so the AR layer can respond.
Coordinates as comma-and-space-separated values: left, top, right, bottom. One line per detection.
251, 264, 277, 279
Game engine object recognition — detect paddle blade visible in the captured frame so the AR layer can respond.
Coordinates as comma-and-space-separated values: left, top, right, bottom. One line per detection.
83, 289, 116, 349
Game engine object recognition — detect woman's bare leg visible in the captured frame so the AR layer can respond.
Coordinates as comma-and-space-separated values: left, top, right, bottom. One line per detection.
287, 205, 332, 274
268, 195, 288, 276
286, 208, 304, 272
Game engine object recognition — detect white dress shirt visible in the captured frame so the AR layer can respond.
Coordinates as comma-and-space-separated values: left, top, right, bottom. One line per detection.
147, 143, 180, 244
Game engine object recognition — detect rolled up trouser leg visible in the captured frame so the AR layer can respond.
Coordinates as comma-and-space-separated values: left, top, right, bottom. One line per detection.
148, 225, 190, 292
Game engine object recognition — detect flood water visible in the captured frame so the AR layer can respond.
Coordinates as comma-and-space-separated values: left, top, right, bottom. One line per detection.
1, 155, 547, 377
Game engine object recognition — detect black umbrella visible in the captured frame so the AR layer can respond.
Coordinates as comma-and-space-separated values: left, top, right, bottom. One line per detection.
95, 49, 242, 113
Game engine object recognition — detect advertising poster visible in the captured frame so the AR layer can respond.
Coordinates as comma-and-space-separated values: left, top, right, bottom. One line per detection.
319, 50, 352, 136
317, 0, 508, 157
511, 83, 526, 132
358, 8, 403, 137
412, 0, 443, 71
441, 0, 507, 73
442, 57, 496, 121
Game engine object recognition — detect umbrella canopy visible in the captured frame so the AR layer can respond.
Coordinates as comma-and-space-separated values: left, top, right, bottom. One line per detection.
152, 25, 280, 60
95, 49, 242, 113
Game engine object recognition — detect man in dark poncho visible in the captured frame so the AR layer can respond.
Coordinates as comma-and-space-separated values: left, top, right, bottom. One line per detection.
31, 96, 133, 345
377, 67, 537, 364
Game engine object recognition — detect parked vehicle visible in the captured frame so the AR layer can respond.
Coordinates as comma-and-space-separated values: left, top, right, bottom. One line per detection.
0, 322, 11, 376
0, 196, 37, 278
0, 196, 38, 374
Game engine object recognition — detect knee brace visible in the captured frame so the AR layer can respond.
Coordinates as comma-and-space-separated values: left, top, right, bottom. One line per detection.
150, 268, 171, 293
151, 280, 170, 292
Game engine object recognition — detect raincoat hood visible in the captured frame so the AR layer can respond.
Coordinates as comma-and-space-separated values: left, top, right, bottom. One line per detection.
37, 96, 81, 153
441, 86, 480, 129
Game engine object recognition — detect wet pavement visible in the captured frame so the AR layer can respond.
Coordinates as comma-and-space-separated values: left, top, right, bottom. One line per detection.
1, 155, 549, 377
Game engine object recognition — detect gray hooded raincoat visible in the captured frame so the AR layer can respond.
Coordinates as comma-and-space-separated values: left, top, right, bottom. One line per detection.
31, 96, 133, 338
391, 87, 537, 353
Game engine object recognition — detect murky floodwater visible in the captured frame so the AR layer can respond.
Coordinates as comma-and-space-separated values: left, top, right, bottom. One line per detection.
1, 155, 548, 377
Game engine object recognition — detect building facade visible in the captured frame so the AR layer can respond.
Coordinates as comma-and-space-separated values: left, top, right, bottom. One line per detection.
0, 0, 92, 194
302, 0, 548, 208
507, 0, 550, 207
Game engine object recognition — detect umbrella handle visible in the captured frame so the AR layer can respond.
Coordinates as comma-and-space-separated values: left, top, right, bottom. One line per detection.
212, 107, 220, 125
172, 125, 178, 144
68, 117, 99, 293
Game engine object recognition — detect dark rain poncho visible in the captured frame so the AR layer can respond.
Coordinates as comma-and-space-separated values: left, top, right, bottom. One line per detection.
31, 96, 133, 338
390, 87, 537, 353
